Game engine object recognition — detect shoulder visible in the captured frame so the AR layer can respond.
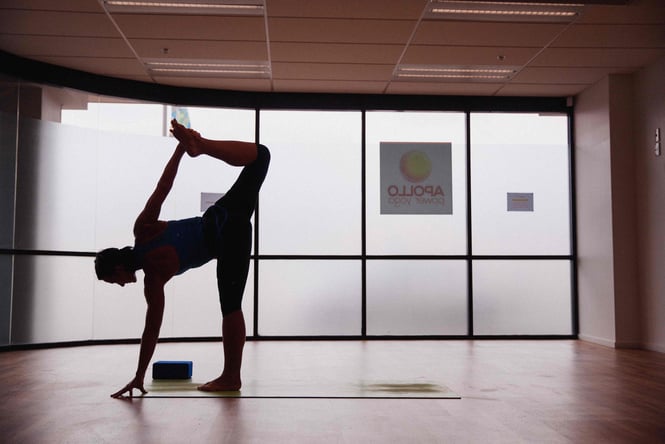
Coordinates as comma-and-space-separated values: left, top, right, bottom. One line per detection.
135, 220, 168, 242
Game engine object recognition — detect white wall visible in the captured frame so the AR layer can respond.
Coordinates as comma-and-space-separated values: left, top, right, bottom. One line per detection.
575, 76, 617, 347
575, 54, 665, 352
634, 55, 665, 353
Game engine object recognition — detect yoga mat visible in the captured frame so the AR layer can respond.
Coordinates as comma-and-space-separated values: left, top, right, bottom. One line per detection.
142, 379, 460, 399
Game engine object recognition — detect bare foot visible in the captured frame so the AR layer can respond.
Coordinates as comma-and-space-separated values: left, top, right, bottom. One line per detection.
197, 376, 241, 392
170, 119, 202, 157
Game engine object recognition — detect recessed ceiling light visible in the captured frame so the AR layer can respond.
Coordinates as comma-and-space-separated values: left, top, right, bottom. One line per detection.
145, 59, 271, 78
394, 65, 519, 82
426, 1, 584, 22
103, 0, 264, 15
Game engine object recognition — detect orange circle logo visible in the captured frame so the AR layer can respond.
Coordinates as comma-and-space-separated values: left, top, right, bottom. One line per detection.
400, 150, 432, 183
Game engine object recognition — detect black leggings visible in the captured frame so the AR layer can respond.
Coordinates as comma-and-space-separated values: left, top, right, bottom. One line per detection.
206, 144, 270, 316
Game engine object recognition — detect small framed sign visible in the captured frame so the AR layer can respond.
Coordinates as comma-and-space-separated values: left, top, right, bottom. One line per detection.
201, 192, 224, 212
380, 142, 453, 215
507, 193, 534, 212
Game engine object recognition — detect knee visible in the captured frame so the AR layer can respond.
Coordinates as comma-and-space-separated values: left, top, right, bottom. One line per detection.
257, 144, 271, 165
221, 300, 243, 317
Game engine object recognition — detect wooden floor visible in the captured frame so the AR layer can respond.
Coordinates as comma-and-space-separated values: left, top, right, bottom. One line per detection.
1, 340, 664, 443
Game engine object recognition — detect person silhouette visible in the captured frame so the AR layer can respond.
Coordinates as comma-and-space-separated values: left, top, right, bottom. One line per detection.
95, 119, 270, 398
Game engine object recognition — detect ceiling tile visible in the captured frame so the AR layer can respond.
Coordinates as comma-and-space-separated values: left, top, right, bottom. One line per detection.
267, 0, 425, 20
401, 46, 539, 66
0, 35, 133, 58
496, 83, 586, 96
531, 47, 665, 68
553, 24, 665, 48
513, 66, 632, 84
271, 42, 404, 64
579, 0, 665, 25
413, 21, 566, 47
0, 10, 116, 37
272, 79, 387, 94
272, 62, 394, 81
269, 18, 414, 44
130, 39, 269, 60
155, 77, 272, 92
112, 15, 266, 40
386, 81, 503, 96
37, 56, 147, 77
0, 0, 103, 13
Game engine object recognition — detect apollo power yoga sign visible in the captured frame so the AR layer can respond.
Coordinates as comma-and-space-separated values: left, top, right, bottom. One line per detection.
380, 142, 453, 215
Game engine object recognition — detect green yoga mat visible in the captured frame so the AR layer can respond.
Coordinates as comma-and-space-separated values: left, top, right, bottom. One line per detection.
142, 379, 460, 399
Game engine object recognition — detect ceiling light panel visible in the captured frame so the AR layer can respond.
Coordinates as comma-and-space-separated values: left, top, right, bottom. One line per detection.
425, 1, 584, 23
394, 64, 520, 82
103, 0, 265, 16
145, 59, 271, 78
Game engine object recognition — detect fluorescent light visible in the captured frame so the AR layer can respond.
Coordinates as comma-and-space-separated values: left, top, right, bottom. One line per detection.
431, 8, 577, 17
394, 65, 519, 82
145, 59, 271, 78
103, 0, 264, 15
426, 1, 584, 22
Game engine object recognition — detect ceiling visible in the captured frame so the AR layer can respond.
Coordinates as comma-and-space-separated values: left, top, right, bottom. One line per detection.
0, 0, 664, 98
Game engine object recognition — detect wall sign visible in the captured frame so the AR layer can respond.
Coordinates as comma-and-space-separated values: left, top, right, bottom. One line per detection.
201, 192, 224, 212
507, 192, 534, 212
380, 142, 452, 215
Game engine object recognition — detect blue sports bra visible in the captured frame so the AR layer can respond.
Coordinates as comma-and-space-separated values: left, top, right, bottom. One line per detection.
134, 217, 214, 275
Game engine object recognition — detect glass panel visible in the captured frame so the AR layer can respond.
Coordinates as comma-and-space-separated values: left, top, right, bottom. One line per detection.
170, 262, 255, 338
471, 113, 570, 255
170, 108, 256, 223
15, 117, 97, 251
12, 255, 94, 344
183, 106, 255, 141
259, 110, 361, 255
367, 260, 467, 335
0, 109, 17, 249
93, 264, 255, 340
258, 260, 361, 335
366, 111, 467, 255
0, 255, 12, 345
94, 130, 175, 250
62, 99, 165, 137
473, 260, 573, 335
93, 269, 158, 340
0, 102, 18, 345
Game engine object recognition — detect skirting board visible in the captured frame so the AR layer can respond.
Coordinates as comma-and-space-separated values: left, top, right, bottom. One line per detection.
579, 334, 665, 352
578, 334, 617, 348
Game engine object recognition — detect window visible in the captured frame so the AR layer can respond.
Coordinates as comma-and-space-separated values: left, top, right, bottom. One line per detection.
1, 82, 575, 345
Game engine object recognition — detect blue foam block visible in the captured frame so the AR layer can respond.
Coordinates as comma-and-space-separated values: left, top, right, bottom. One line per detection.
152, 361, 193, 379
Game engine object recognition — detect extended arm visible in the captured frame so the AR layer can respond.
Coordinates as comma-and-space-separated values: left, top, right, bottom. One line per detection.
111, 275, 165, 399
133, 143, 186, 235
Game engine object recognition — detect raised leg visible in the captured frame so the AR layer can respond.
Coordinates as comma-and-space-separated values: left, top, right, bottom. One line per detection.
170, 119, 257, 166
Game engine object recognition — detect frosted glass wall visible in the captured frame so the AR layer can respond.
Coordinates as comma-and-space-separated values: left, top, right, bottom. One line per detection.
471, 113, 570, 255
12, 256, 95, 344
367, 260, 467, 335
473, 261, 572, 335
0, 104, 18, 345
10, 106, 256, 344
2, 91, 575, 344
258, 260, 361, 335
366, 112, 467, 255
258, 111, 362, 335
259, 110, 362, 255
470, 113, 572, 335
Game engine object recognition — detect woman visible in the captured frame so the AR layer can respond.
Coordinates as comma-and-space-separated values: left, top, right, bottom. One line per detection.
95, 119, 270, 398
